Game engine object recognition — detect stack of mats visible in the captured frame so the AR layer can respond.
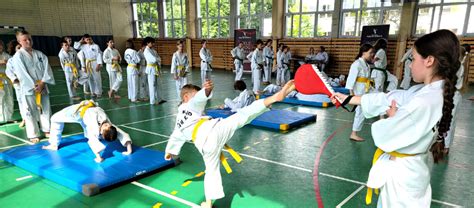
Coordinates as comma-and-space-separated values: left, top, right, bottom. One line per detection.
205, 108, 317, 131
1, 134, 175, 196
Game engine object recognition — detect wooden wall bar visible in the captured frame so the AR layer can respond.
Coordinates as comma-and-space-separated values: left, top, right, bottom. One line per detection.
129, 37, 474, 83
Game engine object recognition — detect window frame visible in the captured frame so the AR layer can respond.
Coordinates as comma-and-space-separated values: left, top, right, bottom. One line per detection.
284, 0, 335, 38
197, 0, 231, 39
236, 0, 273, 38
163, 0, 187, 38
413, 0, 474, 37
339, 0, 402, 38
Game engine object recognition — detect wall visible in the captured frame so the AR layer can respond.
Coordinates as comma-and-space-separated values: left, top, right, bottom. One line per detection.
0, 0, 132, 64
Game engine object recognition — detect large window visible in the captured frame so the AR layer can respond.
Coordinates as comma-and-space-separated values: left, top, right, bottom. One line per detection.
340, 0, 402, 37
163, 0, 187, 38
198, 0, 230, 38
285, 0, 335, 38
237, 0, 273, 37
132, 0, 159, 38
415, 0, 474, 36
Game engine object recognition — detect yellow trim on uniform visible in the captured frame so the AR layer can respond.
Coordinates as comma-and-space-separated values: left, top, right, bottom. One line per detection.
0, 73, 9, 89
192, 118, 243, 174
128, 63, 138, 70
356, 77, 374, 93
35, 80, 43, 111
147, 63, 161, 76
279, 123, 289, 131
177, 65, 186, 77
112, 60, 121, 72
74, 100, 96, 118
366, 148, 416, 205
64, 62, 78, 78
256, 94, 261, 100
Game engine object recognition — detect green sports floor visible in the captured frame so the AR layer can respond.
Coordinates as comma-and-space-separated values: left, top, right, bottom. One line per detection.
0, 66, 473, 208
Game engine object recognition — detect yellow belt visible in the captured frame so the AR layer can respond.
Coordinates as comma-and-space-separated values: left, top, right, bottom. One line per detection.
366, 148, 416, 205
64, 62, 78, 78
112, 61, 121, 72
356, 77, 373, 93
192, 118, 243, 174
74, 100, 96, 118
128, 63, 138, 70
85, 59, 96, 74
177, 65, 186, 77
35, 80, 43, 111
0, 73, 9, 89
147, 64, 161, 76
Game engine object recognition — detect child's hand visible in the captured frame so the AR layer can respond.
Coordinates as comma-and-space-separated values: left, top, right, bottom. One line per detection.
203, 80, 213, 96
122, 150, 131, 156
94, 156, 104, 163
330, 93, 348, 105
386, 100, 398, 117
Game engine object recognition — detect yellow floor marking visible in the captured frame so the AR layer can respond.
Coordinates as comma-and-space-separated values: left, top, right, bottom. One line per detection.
152, 202, 162, 208
170, 190, 178, 195
181, 181, 192, 187
195, 171, 205, 177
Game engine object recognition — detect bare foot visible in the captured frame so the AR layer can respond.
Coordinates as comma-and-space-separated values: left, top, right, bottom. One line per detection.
114, 95, 121, 99
108, 90, 114, 98
29, 138, 40, 144
42, 144, 58, 150
94, 157, 104, 163
19, 120, 25, 128
349, 134, 365, 142
275, 80, 295, 102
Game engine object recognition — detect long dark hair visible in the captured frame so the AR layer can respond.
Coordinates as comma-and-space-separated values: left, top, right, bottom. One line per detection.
356, 44, 373, 60
373, 38, 387, 52
415, 29, 460, 163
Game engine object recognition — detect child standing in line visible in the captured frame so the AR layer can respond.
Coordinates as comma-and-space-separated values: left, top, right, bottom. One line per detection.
251, 39, 265, 94
138, 43, 149, 102
9, 30, 55, 143
345, 44, 375, 142
275, 43, 284, 85
171, 40, 190, 98
124, 40, 141, 102
371, 38, 388, 93
143, 37, 166, 105
6, 40, 25, 127
230, 41, 245, 81
165, 80, 296, 208
103, 39, 123, 99
222, 80, 255, 112
199, 40, 213, 84
58, 40, 88, 100
0, 40, 14, 123
263, 39, 273, 84
277, 46, 291, 86
75, 34, 103, 98
400, 48, 413, 90
331, 29, 461, 208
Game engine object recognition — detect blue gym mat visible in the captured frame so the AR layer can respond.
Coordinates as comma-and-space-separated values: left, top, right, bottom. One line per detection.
206, 109, 317, 131
257, 94, 333, 107
333, 87, 350, 94
1, 134, 174, 196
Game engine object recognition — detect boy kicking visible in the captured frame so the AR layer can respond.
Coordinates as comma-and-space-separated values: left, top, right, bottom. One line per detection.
43, 100, 132, 163
165, 79, 295, 208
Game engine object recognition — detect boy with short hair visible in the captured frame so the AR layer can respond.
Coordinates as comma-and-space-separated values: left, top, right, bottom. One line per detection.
143, 37, 166, 105
165, 79, 295, 208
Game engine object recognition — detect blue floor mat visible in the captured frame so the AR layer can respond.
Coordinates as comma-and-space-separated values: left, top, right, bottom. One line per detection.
1, 134, 174, 196
257, 94, 333, 107
333, 87, 350, 94
206, 109, 317, 131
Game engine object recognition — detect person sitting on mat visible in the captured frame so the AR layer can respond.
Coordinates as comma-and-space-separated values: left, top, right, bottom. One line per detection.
221, 80, 256, 112
164, 80, 296, 208
43, 100, 132, 163
260, 84, 298, 98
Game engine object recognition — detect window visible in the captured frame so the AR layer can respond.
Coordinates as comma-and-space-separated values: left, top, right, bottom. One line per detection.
198, 0, 231, 38
132, 0, 159, 38
340, 0, 402, 37
237, 0, 272, 37
415, 0, 474, 36
285, 0, 335, 38
163, 0, 187, 38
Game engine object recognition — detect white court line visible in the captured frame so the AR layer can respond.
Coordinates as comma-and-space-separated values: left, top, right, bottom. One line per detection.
15, 175, 33, 181
336, 185, 365, 208
131, 181, 200, 208
431, 199, 463, 208
120, 125, 170, 139
0, 143, 27, 150
142, 140, 169, 148
0, 131, 33, 145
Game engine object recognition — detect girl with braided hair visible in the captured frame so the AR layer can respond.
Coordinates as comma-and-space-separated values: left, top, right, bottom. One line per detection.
331, 29, 460, 207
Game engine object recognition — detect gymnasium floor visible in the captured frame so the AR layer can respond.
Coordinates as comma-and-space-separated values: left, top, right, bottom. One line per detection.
0, 66, 473, 208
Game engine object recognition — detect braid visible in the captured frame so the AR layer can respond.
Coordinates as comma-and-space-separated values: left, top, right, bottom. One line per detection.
415, 30, 460, 163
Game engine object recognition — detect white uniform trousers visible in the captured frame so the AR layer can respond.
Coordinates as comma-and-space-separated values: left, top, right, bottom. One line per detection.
175, 77, 187, 98
147, 74, 163, 104
252, 68, 261, 93
127, 67, 140, 102
235, 63, 243, 81
201, 70, 211, 84
23, 93, 51, 138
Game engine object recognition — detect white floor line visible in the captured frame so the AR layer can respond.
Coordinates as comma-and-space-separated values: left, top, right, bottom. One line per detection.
318, 172, 366, 186
142, 140, 169, 148
120, 125, 170, 139
16, 175, 33, 181
0, 131, 33, 145
131, 181, 200, 208
0, 143, 27, 150
336, 185, 365, 208
431, 199, 463, 208
120, 114, 177, 126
